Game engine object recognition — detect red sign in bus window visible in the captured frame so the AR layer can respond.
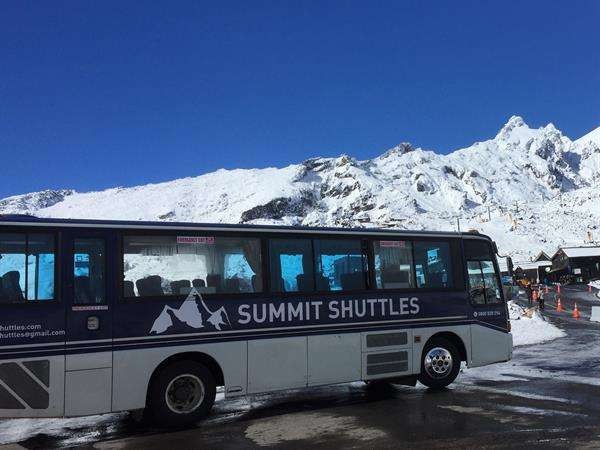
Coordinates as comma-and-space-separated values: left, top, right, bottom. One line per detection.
176, 236, 215, 244
379, 240, 406, 248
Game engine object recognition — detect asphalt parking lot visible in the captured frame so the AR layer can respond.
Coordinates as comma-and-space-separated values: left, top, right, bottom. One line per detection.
3, 285, 600, 450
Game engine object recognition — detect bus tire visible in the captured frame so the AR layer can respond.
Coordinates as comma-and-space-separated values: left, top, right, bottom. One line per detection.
417, 337, 460, 389
148, 360, 216, 427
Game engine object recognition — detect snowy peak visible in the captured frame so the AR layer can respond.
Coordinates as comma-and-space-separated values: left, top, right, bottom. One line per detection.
0, 189, 74, 215
494, 115, 531, 142
1, 116, 599, 261
499, 115, 527, 133
576, 126, 600, 148
379, 142, 416, 159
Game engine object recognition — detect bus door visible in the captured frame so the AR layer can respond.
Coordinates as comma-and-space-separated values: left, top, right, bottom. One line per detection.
0, 231, 65, 418
63, 230, 114, 416
463, 239, 512, 367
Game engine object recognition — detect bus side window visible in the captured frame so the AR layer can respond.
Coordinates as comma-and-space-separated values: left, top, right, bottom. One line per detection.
481, 260, 502, 304
27, 234, 56, 301
467, 261, 486, 305
464, 240, 502, 305
123, 235, 263, 297
74, 239, 106, 305
413, 241, 453, 289
269, 239, 314, 293
0, 233, 55, 303
0, 233, 26, 303
373, 240, 414, 289
313, 239, 367, 292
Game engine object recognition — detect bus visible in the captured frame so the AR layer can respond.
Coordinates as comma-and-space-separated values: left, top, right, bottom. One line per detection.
0, 215, 512, 425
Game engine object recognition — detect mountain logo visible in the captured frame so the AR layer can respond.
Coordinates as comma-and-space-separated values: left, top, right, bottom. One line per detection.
150, 288, 231, 334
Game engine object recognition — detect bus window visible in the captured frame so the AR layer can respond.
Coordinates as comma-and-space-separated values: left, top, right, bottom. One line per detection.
269, 239, 314, 293
123, 235, 262, 297
27, 234, 55, 301
373, 240, 414, 289
413, 241, 453, 289
481, 261, 502, 304
467, 261, 486, 305
464, 240, 502, 305
0, 233, 26, 303
74, 239, 106, 304
0, 233, 55, 303
313, 239, 366, 291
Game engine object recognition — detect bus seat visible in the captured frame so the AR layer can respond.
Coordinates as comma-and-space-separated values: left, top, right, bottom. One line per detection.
123, 280, 136, 297
206, 274, 222, 292
341, 272, 365, 291
382, 269, 408, 282
316, 274, 330, 291
1, 271, 24, 302
192, 278, 206, 289
429, 273, 444, 287
381, 269, 411, 288
170, 279, 191, 295
136, 276, 164, 297
74, 276, 94, 304
224, 277, 240, 293
296, 274, 313, 292
271, 277, 285, 292
251, 275, 262, 292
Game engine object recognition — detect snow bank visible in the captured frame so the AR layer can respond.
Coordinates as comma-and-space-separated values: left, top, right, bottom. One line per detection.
508, 301, 565, 346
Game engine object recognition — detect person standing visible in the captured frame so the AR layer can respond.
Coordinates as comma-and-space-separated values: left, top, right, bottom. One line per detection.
538, 288, 545, 311
526, 283, 533, 306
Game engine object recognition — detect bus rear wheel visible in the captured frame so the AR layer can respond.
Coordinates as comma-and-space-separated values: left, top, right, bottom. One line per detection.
148, 360, 216, 427
417, 338, 460, 389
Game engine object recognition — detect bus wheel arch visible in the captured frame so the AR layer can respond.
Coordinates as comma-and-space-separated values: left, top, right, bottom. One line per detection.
425, 332, 467, 362
148, 351, 225, 390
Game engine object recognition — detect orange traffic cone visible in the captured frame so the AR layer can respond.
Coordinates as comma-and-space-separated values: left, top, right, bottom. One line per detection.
556, 298, 564, 312
572, 303, 581, 319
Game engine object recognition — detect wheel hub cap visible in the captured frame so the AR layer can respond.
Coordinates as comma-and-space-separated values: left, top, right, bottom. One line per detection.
165, 374, 205, 414
424, 347, 453, 379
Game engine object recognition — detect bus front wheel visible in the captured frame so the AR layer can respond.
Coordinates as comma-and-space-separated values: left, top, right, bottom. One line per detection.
417, 338, 460, 389
148, 360, 216, 427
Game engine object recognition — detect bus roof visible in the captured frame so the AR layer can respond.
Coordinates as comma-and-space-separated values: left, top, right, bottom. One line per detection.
0, 214, 493, 240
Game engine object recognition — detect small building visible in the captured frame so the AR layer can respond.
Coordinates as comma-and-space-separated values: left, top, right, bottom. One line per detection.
513, 261, 552, 284
549, 246, 600, 283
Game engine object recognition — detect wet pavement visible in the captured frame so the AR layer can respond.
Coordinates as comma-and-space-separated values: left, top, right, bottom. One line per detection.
3, 285, 600, 449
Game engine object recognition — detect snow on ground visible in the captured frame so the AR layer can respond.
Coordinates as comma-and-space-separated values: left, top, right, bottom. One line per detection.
0, 413, 125, 445
508, 300, 565, 346
589, 280, 600, 299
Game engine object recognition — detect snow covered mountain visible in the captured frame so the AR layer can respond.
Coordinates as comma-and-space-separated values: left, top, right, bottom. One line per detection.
2, 116, 599, 261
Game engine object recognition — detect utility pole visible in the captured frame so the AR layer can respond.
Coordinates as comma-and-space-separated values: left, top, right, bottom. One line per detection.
456, 217, 461, 232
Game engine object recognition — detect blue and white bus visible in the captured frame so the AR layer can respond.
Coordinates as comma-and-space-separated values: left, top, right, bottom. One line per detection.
0, 216, 512, 425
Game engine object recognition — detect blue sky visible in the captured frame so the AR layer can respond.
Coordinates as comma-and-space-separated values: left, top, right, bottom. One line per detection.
1, 1, 599, 198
